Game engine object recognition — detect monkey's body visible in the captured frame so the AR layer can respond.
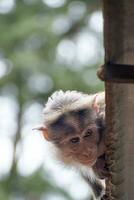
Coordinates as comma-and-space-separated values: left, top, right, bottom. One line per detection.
37, 91, 107, 199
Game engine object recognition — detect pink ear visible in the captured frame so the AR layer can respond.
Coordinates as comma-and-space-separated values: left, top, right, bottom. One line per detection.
33, 126, 49, 140
92, 94, 100, 113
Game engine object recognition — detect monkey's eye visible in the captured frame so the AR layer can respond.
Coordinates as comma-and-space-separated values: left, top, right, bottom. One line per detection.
70, 137, 80, 144
84, 129, 93, 138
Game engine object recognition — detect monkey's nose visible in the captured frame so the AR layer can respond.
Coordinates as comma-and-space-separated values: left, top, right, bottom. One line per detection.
82, 152, 91, 158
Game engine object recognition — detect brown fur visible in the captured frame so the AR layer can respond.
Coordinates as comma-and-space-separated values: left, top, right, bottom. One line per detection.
40, 91, 106, 199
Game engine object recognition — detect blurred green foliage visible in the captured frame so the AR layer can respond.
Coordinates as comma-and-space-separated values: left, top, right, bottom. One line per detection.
0, 0, 104, 199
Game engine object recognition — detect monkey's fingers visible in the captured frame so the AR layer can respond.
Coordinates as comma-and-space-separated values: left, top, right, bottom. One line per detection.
93, 155, 110, 179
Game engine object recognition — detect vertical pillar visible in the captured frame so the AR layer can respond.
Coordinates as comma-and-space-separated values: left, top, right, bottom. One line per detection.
103, 0, 134, 199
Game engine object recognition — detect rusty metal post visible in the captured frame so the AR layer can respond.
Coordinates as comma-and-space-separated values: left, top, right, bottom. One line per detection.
102, 0, 134, 199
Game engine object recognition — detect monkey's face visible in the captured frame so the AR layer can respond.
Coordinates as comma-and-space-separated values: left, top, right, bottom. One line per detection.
45, 109, 101, 167
56, 124, 99, 166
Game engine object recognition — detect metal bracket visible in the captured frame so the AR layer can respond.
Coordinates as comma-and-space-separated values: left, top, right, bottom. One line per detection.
97, 62, 134, 83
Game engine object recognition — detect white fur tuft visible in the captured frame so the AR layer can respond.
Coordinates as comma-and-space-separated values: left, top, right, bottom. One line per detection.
43, 90, 94, 124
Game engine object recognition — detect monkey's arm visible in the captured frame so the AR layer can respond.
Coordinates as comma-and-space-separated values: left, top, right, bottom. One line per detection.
93, 93, 109, 180
81, 170, 105, 200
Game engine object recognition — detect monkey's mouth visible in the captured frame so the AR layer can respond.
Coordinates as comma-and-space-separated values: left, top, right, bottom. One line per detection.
78, 158, 97, 166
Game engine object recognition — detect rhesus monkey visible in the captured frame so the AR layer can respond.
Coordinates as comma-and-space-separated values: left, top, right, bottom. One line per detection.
35, 91, 108, 200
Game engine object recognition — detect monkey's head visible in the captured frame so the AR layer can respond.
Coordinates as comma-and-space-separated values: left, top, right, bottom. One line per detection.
37, 90, 105, 167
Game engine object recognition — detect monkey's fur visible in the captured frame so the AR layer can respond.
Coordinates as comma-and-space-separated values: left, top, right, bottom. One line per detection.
38, 91, 107, 200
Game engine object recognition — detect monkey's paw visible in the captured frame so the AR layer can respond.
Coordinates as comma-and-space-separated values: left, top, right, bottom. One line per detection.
93, 154, 109, 179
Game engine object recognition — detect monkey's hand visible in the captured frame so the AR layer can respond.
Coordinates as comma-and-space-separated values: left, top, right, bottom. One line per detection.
93, 154, 109, 179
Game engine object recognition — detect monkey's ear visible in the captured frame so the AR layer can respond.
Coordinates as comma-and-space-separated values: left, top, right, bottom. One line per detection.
33, 126, 49, 140
92, 94, 100, 113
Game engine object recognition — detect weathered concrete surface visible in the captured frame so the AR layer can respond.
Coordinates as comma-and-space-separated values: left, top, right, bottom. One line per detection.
103, 0, 134, 199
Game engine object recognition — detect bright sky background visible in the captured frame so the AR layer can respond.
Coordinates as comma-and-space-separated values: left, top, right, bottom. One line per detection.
0, 1, 103, 198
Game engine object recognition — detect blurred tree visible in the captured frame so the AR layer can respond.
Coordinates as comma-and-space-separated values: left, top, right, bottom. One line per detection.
0, 0, 104, 199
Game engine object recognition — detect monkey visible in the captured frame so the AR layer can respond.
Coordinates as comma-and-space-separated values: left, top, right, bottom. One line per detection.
34, 90, 108, 200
